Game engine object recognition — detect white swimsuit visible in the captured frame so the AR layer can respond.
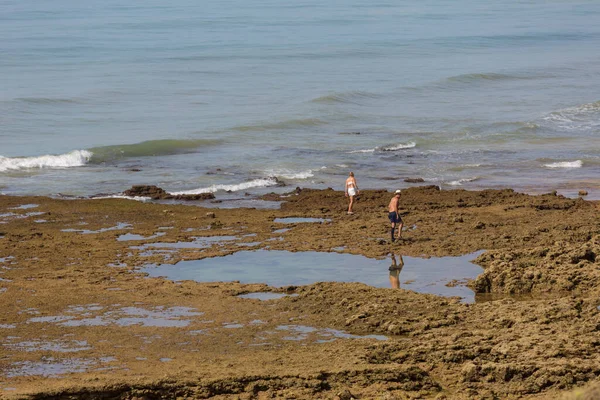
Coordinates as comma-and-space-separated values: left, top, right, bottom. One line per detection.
348, 187, 356, 196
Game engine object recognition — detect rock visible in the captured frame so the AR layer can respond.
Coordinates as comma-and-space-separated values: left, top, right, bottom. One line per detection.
579, 190, 588, 196
404, 177, 425, 183
461, 362, 479, 382
123, 185, 215, 201
206, 212, 216, 218
474, 221, 486, 229
335, 389, 355, 400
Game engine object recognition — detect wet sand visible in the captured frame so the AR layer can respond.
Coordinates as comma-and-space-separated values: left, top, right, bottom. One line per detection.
1, 186, 600, 399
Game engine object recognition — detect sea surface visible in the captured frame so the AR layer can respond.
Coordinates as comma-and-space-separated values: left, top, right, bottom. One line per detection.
2, 0, 600, 201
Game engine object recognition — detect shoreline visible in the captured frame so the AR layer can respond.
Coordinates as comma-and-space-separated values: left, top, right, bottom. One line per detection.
1, 186, 600, 399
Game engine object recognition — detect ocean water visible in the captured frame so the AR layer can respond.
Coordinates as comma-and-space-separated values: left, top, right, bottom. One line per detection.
2, 0, 600, 200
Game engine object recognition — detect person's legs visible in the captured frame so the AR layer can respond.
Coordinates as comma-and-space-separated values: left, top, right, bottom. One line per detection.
348, 195, 354, 213
388, 212, 396, 241
397, 218, 404, 239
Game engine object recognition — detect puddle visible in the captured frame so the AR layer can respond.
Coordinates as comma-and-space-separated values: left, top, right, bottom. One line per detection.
3, 339, 91, 353
117, 232, 166, 241
223, 323, 244, 329
274, 217, 331, 224
236, 241, 262, 247
28, 305, 203, 328
131, 236, 237, 250
272, 228, 290, 234
5, 356, 113, 378
273, 325, 387, 342
0, 324, 16, 329
62, 222, 132, 234
238, 292, 291, 301
10, 204, 39, 210
107, 262, 128, 268
144, 250, 484, 303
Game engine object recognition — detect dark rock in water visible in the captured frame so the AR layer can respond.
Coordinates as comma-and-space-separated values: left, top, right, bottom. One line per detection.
579, 190, 588, 196
170, 193, 215, 201
123, 185, 215, 201
273, 177, 286, 187
404, 177, 425, 183
260, 192, 281, 201
127, 168, 142, 172
123, 185, 167, 199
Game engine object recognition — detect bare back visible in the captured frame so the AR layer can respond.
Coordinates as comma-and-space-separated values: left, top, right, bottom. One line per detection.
345, 177, 356, 189
388, 196, 399, 212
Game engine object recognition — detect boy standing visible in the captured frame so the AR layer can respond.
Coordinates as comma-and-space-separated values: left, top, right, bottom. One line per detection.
388, 190, 403, 242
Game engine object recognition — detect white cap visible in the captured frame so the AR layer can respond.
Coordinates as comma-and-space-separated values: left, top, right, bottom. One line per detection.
395, 189, 402, 194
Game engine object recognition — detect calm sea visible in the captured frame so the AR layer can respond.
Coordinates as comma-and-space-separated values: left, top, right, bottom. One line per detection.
2, 0, 600, 201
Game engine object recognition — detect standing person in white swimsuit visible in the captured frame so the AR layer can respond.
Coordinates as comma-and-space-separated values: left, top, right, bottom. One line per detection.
345, 172, 359, 214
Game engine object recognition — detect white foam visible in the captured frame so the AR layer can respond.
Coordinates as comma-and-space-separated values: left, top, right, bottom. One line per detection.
348, 141, 416, 154
265, 169, 314, 180
170, 177, 279, 195
0, 150, 92, 172
348, 148, 376, 154
543, 160, 582, 169
91, 195, 150, 202
447, 177, 478, 186
542, 101, 600, 131
382, 142, 417, 151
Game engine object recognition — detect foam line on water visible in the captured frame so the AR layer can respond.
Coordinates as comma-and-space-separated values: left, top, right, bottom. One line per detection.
0, 150, 92, 172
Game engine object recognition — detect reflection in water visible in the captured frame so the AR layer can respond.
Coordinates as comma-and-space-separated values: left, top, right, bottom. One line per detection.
388, 253, 404, 289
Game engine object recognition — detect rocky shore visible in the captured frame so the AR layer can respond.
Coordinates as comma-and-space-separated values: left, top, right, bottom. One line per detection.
1, 186, 599, 399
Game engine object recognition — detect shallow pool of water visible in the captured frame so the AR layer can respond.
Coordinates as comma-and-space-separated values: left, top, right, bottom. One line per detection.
131, 235, 237, 250
62, 222, 132, 234
238, 292, 292, 301
274, 217, 331, 224
144, 250, 484, 302
117, 232, 166, 241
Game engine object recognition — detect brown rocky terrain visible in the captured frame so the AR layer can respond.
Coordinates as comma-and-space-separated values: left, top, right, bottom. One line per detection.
1, 186, 599, 399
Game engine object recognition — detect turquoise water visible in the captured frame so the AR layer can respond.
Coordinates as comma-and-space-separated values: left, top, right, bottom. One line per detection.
1, 0, 600, 199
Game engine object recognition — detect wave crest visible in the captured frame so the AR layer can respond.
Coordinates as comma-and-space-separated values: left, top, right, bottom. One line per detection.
170, 177, 280, 195
446, 177, 479, 186
0, 150, 92, 172
543, 160, 582, 169
349, 142, 416, 154
543, 101, 600, 131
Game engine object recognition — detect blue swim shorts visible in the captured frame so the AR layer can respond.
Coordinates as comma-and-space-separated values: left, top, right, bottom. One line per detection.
388, 212, 402, 224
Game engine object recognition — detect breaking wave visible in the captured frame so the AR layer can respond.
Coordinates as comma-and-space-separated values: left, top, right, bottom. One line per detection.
170, 177, 280, 195
543, 160, 582, 169
263, 169, 314, 180
542, 101, 600, 131
382, 142, 417, 151
349, 142, 416, 154
0, 150, 92, 172
446, 177, 479, 186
